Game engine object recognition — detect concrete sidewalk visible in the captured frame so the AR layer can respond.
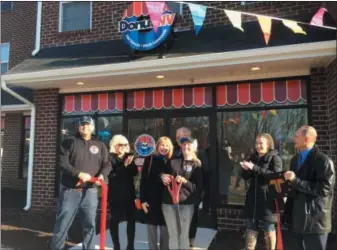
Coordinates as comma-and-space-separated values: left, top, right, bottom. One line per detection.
1, 188, 336, 250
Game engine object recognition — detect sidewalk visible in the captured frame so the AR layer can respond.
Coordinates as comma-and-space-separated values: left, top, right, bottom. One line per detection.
1, 188, 336, 250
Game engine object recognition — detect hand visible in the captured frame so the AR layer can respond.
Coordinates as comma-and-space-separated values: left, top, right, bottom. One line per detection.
142, 202, 149, 214
176, 175, 187, 184
161, 174, 172, 186
241, 161, 254, 170
78, 172, 92, 183
124, 155, 134, 167
95, 175, 104, 186
284, 171, 296, 182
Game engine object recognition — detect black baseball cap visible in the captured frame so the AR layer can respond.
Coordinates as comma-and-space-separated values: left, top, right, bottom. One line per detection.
78, 116, 94, 125
179, 136, 194, 144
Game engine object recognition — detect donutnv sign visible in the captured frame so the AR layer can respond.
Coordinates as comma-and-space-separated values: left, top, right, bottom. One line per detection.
119, 2, 176, 51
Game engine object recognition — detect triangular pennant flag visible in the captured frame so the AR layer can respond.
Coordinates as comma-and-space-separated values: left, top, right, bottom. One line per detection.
224, 10, 244, 32
282, 20, 307, 35
145, 1, 166, 33
310, 7, 327, 26
258, 16, 272, 45
188, 3, 207, 35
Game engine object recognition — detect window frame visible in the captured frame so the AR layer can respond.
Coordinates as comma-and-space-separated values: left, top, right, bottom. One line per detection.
1, 43, 10, 74
58, 1, 92, 32
1, 1, 13, 12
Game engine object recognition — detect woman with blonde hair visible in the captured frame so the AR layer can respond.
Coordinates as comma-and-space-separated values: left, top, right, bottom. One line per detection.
240, 133, 283, 250
108, 135, 138, 250
160, 136, 203, 250
139, 136, 173, 250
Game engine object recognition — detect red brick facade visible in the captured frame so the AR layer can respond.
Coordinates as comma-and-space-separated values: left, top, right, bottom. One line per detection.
1, 114, 25, 189
31, 89, 59, 210
1, 1, 36, 68
1, 2, 36, 189
40, 1, 321, 48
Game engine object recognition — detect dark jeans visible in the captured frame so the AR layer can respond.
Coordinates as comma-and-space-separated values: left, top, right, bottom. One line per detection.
51, 186, 98, 250
109, 205, 136, 250
189, 204, 199, 242
162, 204, 194, 250
246, 219, 275, 232
294, 233, 328, 250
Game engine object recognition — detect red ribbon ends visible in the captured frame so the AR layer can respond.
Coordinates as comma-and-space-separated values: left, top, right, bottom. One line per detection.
167, 176, 182, 204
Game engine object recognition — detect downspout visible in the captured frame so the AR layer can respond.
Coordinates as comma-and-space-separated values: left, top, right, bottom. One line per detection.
32, 1, 42, 56
1, 80, 36, 211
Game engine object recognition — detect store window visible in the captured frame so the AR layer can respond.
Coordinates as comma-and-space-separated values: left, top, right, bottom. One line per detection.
61, 117, 82, 141
59, 1, 91, 32
1, 43, 10, 74
97, 116, 123, 148
217, 108, 308, 205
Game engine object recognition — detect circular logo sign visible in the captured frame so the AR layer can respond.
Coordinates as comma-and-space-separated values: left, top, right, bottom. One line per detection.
119, 2, 176, 51
89, 145, 99, 155
134, 134, 155, 157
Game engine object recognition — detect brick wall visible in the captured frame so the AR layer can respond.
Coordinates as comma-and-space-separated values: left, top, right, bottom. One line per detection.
31, 89, 59, 211
1, 1, 36, 68
41, 1, 321, 48
1, 114, 25, 189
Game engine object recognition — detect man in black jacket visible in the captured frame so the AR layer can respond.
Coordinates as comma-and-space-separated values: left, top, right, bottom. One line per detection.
51, 116, 111, 250
284, 126, 335, 250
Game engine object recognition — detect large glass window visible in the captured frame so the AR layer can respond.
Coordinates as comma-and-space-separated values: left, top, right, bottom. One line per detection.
97, 116, 123, 148
1, 43, 10, 74
59, 1, 91, 32
217, 108, 307, 205
61, 117, 81, 141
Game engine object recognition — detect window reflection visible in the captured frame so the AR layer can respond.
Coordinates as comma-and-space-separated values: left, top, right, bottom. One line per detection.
217, 108, 307, 205
97, 116, 123, 148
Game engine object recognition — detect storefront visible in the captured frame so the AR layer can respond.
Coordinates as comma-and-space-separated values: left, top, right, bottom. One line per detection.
1, 1, 336, 231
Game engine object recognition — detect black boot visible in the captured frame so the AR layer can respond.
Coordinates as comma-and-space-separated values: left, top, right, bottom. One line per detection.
109, 219, 120, 250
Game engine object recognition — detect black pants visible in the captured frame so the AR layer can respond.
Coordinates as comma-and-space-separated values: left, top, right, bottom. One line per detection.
294, 233, 328, 250
109, 203, 136, 250
202, 169, 211, 213
189, 204, 199, 242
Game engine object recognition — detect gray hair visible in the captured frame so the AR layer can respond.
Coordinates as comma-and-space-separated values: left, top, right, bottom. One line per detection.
109, 134, 130, 153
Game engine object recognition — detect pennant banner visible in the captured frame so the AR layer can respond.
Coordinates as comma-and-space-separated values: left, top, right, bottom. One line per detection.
258, 16, 272, 45
145, 1, 166, 33
282, 20, 307, 35
225, 10, 244, 32
188, 3, 207, 35
310, 7, 327, 26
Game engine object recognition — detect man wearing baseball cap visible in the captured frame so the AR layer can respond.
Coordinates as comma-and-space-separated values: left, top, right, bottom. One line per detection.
51, 116, 111, 250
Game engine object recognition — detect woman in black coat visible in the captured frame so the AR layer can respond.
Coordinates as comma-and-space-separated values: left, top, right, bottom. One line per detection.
108, 135, 138, 250
241, 133, 282, 250
139, 136, 172, 250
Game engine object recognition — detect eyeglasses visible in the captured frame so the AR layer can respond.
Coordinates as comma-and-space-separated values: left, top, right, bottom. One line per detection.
117, 143, 128, 147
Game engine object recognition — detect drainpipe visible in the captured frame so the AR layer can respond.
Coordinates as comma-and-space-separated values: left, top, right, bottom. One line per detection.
1, 80, 36, 211
32, 1, 42, 56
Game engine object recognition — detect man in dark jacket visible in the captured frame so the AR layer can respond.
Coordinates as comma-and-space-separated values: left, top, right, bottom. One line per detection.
284, 126, 335, 250
51, 116, 111, 250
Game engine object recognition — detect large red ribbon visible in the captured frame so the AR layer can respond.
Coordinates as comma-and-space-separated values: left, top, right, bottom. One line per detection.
167, 176, 182, 204
275, 199, 283, 250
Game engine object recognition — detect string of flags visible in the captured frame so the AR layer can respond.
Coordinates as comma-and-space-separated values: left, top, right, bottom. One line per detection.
165, 1, 336, 45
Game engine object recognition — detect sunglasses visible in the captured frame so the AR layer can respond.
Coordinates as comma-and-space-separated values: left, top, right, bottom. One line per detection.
117, 143, 128, 147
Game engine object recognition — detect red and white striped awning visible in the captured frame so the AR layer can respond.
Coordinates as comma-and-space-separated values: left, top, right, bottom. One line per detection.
216, 79, 307, 107
127, 87, 213, 111
63, 92, 124, 114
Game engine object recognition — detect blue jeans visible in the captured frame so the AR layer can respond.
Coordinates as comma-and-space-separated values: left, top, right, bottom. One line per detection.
51, 186, 98, 250
162, 204, 194, 250
246, 219, 275, 232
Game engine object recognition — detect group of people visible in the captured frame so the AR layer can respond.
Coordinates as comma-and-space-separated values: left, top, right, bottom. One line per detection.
51, 116, 206, 250
240, 127, 335, 250
51, 114, 335, 250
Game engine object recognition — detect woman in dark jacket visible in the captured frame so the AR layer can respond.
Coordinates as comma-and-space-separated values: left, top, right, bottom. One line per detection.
241, 133, 282, 250
108, 135, 138, 250
160, 136, 203, 250
139, 136, 172, 250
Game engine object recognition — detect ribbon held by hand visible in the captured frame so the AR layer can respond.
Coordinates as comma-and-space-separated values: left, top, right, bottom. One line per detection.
167, 175, 182, 204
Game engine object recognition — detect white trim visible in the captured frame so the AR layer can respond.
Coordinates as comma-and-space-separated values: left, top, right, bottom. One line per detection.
59, 1, 92, 32
32, 2, 42, 56
3, 40, 335, 86
0, 104, 31, 112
